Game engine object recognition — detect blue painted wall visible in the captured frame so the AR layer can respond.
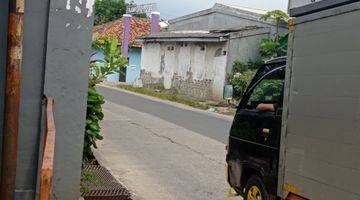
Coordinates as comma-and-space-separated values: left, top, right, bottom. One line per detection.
126, 47, 142, 84
90, 47, 141, 84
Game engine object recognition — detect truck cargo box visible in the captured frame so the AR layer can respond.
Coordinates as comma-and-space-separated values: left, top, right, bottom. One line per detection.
278, 1, 360, 199
289, 0, 359, 17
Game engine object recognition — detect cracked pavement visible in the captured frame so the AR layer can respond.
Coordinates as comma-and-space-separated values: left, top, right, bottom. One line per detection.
94, 86, 241, 200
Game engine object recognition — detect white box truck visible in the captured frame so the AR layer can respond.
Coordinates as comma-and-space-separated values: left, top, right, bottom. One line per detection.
226, 1, 360, 199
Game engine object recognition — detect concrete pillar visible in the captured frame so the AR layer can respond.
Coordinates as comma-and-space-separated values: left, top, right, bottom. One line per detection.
122, 14, 132, 58
151, 12, 160, 34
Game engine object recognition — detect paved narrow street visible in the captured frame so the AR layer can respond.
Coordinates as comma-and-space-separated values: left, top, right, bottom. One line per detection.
94, 85, 239, 200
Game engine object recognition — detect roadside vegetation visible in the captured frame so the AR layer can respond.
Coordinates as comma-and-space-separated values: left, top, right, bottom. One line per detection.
84, 36, 127, 162
117, 84, 211, 110
229, 10, 289, 99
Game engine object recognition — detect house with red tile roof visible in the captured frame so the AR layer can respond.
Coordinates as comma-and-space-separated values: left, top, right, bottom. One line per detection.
93, 17, 151, 47
92, 16, 157, 83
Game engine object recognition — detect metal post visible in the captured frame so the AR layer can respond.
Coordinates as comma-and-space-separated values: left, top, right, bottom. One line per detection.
0, 0, 24, 199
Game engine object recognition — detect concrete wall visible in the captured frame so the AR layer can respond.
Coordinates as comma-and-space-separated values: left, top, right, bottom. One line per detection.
43, 0, 94, 199
169, 12, 287, 38
0, 0, 94, 199
141, 42, 228, 101
226, 31, 270, 74
168, 12, 215, 31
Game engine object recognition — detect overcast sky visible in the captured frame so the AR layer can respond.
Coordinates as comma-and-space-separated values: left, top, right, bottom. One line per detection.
127, 0, 288, 19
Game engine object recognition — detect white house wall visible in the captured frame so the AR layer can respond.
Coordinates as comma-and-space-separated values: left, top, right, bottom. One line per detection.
178, 44, 191, 78
212, 55, 227, 100
141, 43, 161, 77
141, 42, 228, 101
164, 43, 176, 89
192, 44, 206, 80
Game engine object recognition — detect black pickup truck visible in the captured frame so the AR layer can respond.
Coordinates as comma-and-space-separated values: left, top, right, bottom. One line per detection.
226, 57, 286, 200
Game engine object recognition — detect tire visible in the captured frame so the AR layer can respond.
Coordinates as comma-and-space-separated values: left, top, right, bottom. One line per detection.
244, 175, 269, 200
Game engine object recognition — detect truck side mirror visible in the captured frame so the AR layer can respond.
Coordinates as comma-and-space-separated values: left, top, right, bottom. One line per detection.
224, 85, 233, 100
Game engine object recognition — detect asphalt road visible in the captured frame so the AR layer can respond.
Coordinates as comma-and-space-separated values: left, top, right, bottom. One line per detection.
97, 86, 233, 143
94, 95, 242, 200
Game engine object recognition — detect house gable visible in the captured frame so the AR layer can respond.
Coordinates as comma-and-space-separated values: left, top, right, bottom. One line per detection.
168, 3, 280, 31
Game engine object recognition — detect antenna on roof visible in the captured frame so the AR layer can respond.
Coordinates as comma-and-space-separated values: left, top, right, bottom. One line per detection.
126, 3, 158, 15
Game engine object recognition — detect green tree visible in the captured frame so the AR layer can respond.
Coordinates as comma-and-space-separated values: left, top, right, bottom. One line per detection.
259, 34, 288, 60
260, 10, 289, 40
84, 36, 127, 161
94, 0, 127, 25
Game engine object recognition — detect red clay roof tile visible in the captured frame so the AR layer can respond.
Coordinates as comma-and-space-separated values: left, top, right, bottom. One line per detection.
93, 17, 151, 47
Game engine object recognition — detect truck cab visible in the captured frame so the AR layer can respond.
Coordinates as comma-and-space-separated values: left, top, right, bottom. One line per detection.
226, 57, 286, 200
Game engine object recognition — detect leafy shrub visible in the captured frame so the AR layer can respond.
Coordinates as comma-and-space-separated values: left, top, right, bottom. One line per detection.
229, 70, 257, 99
228, 10, 289, 100
84, 87, 105, 161
232, 59, 264, 74
259, 34, 288, 60
84, 36, 127, 161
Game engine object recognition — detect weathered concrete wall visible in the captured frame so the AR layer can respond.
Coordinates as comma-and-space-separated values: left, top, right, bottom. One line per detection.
226, 30, 270, 74
169, 12, 287, 38
0, 0, 94, 199
141, 43, 162, 77
168, 12, 215, 31
141, 42, 228, 101
42, 0, 94, 199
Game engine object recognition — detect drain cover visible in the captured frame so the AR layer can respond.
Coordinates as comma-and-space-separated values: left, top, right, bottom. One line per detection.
81, 165, 132, 200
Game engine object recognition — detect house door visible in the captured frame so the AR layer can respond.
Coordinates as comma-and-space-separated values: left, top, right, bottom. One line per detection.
125, 48, 141, 84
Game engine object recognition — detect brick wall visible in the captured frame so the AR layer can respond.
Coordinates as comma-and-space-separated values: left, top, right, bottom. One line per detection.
140, 70, 164, 89
171, 72, 212, 101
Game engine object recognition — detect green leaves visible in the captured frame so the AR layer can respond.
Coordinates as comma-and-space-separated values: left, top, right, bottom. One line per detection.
260, 10, 289, 23
229, 70, 257, 99
229, 10, 289, 100
260, 10, 289, 40
83, 86, 105, 161
259, 34, 288, 60
232, 59, 264, 74
94, 0, 127, 25
90, 36, 128, 87
85, 36, 128, 162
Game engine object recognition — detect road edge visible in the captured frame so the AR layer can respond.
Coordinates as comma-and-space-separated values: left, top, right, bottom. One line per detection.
98, 84, 233, 121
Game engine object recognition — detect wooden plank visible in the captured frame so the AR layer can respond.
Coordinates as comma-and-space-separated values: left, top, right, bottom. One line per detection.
39, 97, 56, 200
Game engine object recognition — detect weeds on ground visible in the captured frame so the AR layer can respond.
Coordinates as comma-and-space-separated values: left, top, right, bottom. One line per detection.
117, 85, 210, 110
80, 170, 105, 193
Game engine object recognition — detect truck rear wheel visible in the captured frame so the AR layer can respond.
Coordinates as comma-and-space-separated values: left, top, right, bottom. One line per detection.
244, 175, 269, 200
